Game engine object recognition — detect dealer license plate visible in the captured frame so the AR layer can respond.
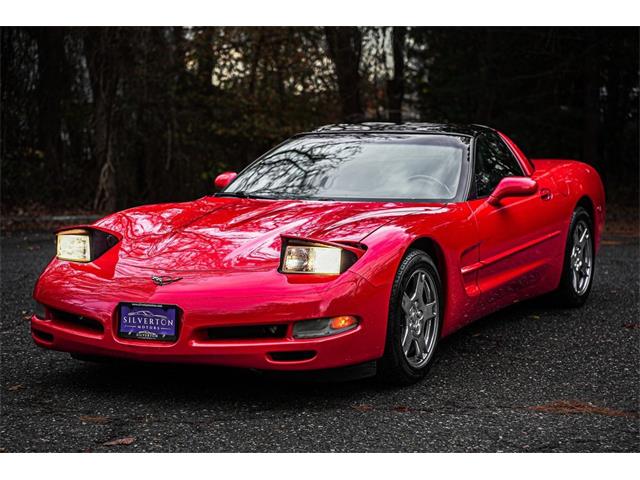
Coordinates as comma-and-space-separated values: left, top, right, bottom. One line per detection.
118, 303, 178, 342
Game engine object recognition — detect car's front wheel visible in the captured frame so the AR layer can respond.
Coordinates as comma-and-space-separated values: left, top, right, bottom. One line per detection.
378, 249, 442, 385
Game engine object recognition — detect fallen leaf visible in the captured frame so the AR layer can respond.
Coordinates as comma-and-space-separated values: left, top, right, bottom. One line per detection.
352, 404, 374, 412
528, 400, 639, 418
8, 384, 23, 391
80, 415, 110, 425
392, 405, 412, 413
103, 437, 136, 446
529, 315, 541, 320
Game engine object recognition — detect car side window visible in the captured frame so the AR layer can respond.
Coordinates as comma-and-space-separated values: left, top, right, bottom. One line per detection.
474, 132, 525, 198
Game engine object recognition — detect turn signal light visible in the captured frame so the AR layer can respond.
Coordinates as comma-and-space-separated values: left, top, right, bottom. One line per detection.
292, 316, 359, 339
329, 315, 358, 330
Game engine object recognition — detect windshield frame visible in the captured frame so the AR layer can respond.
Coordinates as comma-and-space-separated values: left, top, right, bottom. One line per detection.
218, 132, 473, 203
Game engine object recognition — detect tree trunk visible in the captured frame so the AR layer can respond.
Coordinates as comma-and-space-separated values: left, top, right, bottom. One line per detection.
324, 27, 364, 122
33, 28, 66, 173
581, 33, 601, 173
387, 27, 406, 123
84, 28, 121, 212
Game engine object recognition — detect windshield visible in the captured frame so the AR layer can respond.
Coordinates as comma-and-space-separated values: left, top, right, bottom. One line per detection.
223, 134, 469, 201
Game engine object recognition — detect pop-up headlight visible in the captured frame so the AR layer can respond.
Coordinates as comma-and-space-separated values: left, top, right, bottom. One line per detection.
56, 228, 118, 263
283, 244, 342, 274
56, 229, 92, 262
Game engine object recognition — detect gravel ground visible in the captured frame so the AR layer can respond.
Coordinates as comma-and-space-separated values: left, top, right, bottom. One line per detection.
1, 231, 638, 452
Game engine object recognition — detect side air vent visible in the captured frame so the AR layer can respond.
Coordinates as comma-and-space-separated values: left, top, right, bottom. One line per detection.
32, 329, 54, 342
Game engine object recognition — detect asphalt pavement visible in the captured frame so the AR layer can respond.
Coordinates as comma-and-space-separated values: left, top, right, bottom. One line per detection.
1, 231, 638, 452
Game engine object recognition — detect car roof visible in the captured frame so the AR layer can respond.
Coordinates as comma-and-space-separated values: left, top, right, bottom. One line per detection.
307, 122, 495, 138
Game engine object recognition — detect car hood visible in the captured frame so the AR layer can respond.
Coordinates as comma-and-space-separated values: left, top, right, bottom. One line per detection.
94, 196, 440, 272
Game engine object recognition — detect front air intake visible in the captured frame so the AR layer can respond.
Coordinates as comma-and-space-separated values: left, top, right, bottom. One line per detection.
50, 309, 104, 334
268, 351, 316, 362
206, 324, 287, 340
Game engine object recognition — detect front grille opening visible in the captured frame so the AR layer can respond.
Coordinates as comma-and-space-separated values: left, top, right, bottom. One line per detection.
207, 324, 287, 340
50, 309, 104, 334
268, 350, 316, 362
33, 329, 54, 342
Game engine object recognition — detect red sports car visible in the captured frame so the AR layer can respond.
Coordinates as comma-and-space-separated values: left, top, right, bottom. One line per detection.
31, 123, 605, 384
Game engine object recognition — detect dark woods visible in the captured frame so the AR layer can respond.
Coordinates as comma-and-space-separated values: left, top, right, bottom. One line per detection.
1, 27, 638, 213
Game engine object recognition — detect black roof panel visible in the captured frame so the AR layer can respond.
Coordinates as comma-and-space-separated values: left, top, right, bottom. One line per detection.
309, 122, 494, 137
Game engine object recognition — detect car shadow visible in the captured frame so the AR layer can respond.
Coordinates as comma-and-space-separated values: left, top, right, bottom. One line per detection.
43, 356, 383, 408
39, 294, 566, 406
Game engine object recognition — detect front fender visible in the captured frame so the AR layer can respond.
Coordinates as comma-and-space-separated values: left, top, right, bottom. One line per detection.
352, 202, 479, 337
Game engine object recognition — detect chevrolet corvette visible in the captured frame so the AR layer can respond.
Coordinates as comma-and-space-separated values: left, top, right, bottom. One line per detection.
31, 123, 605, 384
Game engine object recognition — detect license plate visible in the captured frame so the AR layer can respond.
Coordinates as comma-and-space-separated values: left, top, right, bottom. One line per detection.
118, 303, 179, 342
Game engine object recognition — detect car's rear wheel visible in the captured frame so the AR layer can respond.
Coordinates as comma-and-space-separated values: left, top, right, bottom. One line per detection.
378, 249, 442, 385
554, 206, 595, 307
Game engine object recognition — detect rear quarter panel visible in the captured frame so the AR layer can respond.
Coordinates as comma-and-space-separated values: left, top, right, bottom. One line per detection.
531, 159, 606, 253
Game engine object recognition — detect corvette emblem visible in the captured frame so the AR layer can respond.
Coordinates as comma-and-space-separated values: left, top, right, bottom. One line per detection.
151, 275, 182, 286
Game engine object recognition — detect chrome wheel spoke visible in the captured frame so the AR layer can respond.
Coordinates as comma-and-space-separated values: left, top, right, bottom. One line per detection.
415, 273, 426, 302
422, 300, 437, 320
414, 338, 425, 358
578, 229, 588, 247
402, 328, 413, 354
573, 227, 581, 245
401, 293, 413, 317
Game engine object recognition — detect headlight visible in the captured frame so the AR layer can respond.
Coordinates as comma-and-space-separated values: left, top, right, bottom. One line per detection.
283, 245, 342, 274
57, 229, 91, 262
279, 238, 362, 275
56, 228, 118, 263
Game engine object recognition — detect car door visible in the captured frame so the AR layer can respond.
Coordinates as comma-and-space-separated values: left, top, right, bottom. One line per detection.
466, 131, 562, 313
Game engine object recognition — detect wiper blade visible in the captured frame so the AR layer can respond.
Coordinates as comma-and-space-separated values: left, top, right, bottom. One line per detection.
288, 195, 334, 202
216, 191, 248, 198
217, 191, 332, 201
216, 191, 279, 200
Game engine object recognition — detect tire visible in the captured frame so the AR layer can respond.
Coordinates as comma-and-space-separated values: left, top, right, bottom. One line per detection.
378, 249, 443, 385
554, 206, 595, 307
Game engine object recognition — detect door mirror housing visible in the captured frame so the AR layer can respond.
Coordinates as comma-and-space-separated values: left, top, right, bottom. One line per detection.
214, 171, 237, 190
487, 177, 538, 206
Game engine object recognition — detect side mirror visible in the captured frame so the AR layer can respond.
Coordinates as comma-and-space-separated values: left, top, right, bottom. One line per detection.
488, 177, 538, 206
214, 171, 237, 190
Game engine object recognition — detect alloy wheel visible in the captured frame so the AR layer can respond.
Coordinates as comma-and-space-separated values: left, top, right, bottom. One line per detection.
570, 219, 593, 296
400, 268, 439, 369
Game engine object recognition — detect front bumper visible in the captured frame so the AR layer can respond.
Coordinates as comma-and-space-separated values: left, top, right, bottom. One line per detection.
31, 264, 389, 371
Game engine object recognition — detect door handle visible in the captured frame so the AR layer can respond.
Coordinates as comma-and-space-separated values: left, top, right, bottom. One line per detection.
540, 188, 553, 201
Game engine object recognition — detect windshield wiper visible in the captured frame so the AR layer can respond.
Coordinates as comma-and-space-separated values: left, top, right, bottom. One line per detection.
216, 191, 248, 198
216, 191, 280, 200
216, 191, 333, 201
284, 195, 331, 202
